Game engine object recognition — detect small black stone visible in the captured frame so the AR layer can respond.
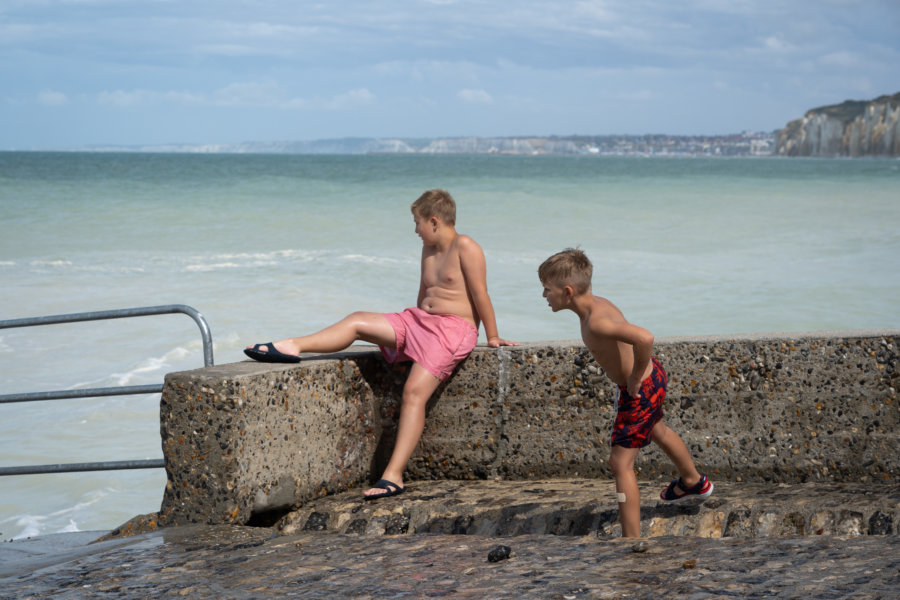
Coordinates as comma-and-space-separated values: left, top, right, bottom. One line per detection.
345, 518, 368, 534
384, 513, 410, 535
303, 512, 328, 531
868, 511, 893, 535
487, 545, 512, 562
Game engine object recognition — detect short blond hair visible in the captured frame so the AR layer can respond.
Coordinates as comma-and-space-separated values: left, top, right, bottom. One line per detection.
538, 248, 593, 293
411, 189, 456, 225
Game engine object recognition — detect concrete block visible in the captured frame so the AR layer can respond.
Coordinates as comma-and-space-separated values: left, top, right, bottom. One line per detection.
157, 331, 899, 526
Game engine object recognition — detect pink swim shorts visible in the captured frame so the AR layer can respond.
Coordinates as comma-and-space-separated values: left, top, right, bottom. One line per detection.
379, 307, 478, 381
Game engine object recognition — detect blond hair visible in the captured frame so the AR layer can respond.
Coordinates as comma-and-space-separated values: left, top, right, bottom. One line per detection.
411, 189, 456, 225
538, 248, 593, 294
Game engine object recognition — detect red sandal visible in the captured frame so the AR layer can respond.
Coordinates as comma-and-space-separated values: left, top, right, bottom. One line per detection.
660, 474, 713, 503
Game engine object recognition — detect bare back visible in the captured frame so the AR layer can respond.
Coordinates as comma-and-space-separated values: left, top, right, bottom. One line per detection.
418, 234, 479, 328
580, 295, 653, 388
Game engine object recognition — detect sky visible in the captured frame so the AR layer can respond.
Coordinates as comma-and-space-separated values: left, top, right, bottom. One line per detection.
1, 0, 899, 149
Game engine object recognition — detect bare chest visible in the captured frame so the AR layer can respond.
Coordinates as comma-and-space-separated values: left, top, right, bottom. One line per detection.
423, 251, 463, 288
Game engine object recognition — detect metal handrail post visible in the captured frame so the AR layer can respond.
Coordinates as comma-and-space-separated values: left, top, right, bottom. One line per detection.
0, 384, 163, 404
0, 304, 214, 476
0, 304, 214, 367
2, 459, 166, 476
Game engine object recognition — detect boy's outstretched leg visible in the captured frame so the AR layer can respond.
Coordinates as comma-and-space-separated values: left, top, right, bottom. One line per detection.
245, 311, 396, 361
364, 363, 441, 500
651, 421, 713, 502
609, 445, 642, 537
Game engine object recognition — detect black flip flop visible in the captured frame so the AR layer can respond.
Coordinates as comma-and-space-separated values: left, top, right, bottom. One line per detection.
364, 478, 405, 501
244, 342, 301, 363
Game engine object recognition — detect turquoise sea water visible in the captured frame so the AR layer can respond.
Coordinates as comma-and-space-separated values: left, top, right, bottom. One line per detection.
1, 152, 898, 539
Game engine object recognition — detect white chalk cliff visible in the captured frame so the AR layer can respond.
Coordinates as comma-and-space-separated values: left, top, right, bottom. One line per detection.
777, 92, 900, 157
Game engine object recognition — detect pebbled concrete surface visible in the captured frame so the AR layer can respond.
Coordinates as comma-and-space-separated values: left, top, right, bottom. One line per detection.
3, 479, 898, 599
157, 333, 899, 528
2, 524, 898, 599
274, 479, 899, 539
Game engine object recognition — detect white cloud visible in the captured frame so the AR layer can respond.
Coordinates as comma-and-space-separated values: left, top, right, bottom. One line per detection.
96, 89, 203, 106
457, 89, 493, 104
762, 36, 792, 53
91, 82, 374, 111
241, 22, 317, 38
616, 89, 653, 101
820, 51, 859, 68
213, 81, 285, 107
159, 91, 205, 105
325, 88, 375, 109
97, 89, 146, 106
196, 44, 271, 58
373, 59, 485, 84
37, 90, 68, 106
214, 82, 375, 110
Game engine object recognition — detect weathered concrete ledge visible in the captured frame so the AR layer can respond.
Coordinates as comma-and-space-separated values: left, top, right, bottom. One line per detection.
156, 331, 899, 530
274, 479, 899, 539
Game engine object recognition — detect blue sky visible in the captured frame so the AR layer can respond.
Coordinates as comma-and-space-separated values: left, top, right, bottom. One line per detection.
1, 0, 898, 148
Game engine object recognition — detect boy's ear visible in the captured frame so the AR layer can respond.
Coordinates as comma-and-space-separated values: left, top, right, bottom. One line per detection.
563, 284, 576, 300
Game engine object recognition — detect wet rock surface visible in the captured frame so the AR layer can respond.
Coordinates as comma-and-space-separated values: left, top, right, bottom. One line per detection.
4, 479, 898, 599
3, 524, 898, 599
274, 479, 898, 539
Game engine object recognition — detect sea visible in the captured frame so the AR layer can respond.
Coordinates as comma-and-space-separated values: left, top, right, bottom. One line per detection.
1, 152, 898, 541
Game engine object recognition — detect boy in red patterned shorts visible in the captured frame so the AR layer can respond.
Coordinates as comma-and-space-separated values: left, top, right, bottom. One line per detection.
539, 248, 712, 537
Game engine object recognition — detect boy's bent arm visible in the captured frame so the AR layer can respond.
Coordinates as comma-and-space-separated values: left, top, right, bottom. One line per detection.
458, 236, 517, 347
592, 317, 653, 396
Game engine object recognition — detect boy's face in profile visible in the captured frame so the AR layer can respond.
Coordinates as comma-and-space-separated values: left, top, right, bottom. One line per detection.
413, 212, 438, 246
541, 281, 569, 312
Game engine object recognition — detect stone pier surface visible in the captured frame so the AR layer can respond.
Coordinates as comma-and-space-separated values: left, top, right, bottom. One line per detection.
2, 495, 899, 599
275, 479, 899, 539
2, 331, 899, 598
155, 331, 898, 528
2, 479, 899, 598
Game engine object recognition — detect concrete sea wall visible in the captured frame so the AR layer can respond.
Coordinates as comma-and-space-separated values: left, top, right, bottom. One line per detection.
156, 331, 898, 528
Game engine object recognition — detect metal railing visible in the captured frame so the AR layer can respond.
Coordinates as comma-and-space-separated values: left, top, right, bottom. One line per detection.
0, 304, 214, 476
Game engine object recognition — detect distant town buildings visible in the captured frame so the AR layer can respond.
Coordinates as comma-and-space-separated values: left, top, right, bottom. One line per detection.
570, 131, 775, 157
83, 131, 778, 156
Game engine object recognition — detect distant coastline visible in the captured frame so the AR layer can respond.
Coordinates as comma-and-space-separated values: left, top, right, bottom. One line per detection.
37, 132, 777, 157
7, 93, 898, 158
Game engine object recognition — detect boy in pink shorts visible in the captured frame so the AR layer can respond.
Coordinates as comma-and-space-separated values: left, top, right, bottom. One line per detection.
245, 190, 517, 500
538, 248, 712, 537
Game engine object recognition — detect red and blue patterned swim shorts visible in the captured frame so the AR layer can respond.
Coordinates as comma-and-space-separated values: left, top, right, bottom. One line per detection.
610, 357, 667, 448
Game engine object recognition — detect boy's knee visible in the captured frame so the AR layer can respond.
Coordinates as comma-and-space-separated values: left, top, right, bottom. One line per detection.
650, 421, 670, 441
607, 454, 629, 477
607, 456, 618, 476
401, 385, 430, 407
